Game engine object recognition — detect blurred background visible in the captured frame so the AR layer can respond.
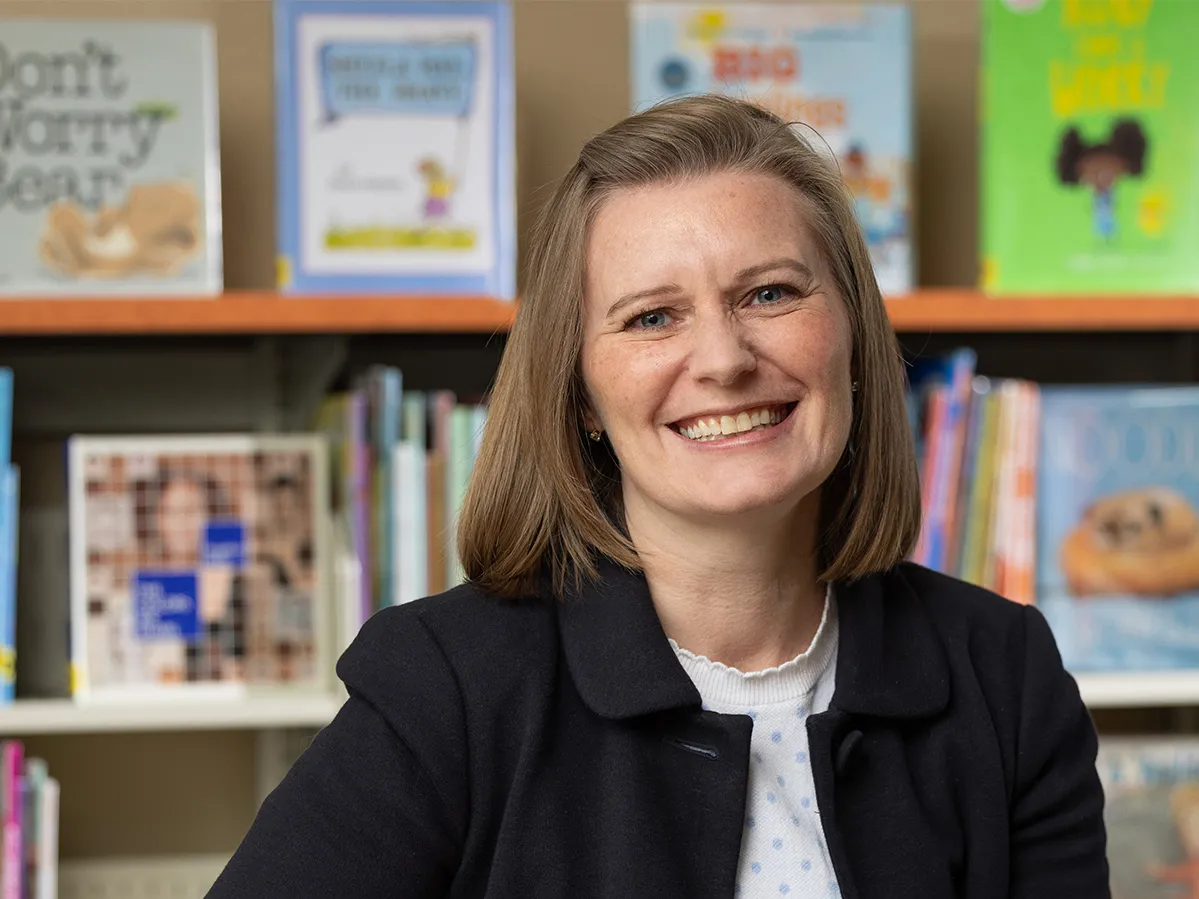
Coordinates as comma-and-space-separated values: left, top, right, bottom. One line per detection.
1, 0, 1196, 895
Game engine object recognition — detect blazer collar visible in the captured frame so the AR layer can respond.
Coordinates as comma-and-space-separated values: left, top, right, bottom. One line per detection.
557, 557, 950, 721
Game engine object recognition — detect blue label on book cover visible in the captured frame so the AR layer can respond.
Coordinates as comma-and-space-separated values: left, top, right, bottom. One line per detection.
202, 520, 245, 567
133, 572, 200, 640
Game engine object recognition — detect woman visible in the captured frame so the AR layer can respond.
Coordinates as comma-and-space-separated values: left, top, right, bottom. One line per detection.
208, 95, 1109, 898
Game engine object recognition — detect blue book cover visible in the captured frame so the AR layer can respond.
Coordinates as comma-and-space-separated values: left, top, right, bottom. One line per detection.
630, 2, 913, 296
1038, 386, 1199, 673
274, 0, 516, 299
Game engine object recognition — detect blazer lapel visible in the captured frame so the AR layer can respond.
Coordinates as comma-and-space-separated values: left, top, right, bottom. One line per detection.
808, 565, 954, 899
554, 557, 749, 899
556, 555, 702, 720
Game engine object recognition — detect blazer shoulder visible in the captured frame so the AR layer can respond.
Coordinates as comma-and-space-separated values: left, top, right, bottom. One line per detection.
339, 581, 561, 710
890, 561, 1030, 636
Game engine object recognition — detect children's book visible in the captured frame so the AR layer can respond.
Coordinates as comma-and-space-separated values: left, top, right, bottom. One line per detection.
1037, 386, 1199, 673
629, 3, 913, 296
68, 434, 330, 703
0, 21, 222, 296
981, 0, 1199, 294
274, 0, 516, 299
1099, 738, 1199, 899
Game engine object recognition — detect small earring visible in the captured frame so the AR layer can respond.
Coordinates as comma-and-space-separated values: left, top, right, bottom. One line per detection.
588, 429, 602, 442
851, 381, 859, 394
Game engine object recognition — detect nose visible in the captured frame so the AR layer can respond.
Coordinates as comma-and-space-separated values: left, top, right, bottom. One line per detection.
688, 309, 757, 386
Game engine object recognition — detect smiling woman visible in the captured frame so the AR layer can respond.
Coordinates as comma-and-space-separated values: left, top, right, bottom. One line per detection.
208, 95, 1110, 899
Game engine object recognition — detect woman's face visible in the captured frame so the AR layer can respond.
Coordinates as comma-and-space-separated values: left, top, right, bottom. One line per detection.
159, 478, 206, 562
580, 170, 854, 528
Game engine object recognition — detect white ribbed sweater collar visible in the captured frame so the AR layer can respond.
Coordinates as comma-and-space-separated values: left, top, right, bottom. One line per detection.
668, 584, 838, 707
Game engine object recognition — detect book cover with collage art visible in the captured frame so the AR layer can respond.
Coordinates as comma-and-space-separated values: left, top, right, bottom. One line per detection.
68, 435, 329, 702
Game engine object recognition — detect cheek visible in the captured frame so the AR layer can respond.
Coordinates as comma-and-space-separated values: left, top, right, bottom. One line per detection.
582, 340, 676, 428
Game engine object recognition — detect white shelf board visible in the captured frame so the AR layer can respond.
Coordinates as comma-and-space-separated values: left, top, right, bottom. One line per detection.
0, 693, 343, 735
1078, 671, 1199, 708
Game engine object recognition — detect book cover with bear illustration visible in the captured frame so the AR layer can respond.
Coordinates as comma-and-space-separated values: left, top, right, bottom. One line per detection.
274, 0, 515, 299
1098, 738, 1199, 898
630, 3, 913, 297
0, 21, 222, 296
982, 0, 1199, 295
1037, 386, 1199, 673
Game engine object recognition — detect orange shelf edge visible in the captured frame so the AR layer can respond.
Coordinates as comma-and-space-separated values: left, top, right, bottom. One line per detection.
0, 291, 517, 336
3, 288, 1199, 335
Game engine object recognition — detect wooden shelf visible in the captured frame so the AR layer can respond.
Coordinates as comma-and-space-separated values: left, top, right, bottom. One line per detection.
1076, 672, 1199, 709
886, 289, 1199, 332
0, 291, 516, 336
0, 694, 343, 735
4, 288, 1199, 335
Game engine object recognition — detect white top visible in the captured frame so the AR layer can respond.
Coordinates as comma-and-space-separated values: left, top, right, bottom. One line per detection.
670, 586, 841, 898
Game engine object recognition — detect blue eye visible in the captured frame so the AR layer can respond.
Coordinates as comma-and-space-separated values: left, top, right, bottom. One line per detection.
630, 309, 672, 330
751, 285, 790, 305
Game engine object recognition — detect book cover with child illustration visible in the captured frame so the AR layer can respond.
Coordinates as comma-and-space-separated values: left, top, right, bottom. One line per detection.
982, 0, 1199, 294
0, 21, 222, 296
630, 3, 913, 296
68, 435, 330, 703
274, 0, 516, 299
1037, 386, 1199, 674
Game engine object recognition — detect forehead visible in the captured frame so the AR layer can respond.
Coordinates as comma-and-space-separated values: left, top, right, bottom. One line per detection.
585, 171, 824, 293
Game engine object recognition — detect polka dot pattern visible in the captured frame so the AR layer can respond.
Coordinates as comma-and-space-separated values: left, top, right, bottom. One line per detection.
669, 586, 843, 898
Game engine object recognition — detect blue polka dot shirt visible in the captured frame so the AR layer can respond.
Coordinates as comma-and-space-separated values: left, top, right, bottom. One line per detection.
670, 586, 840, 898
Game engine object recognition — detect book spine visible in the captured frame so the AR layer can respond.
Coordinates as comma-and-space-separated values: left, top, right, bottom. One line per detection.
36, 777, 57, 899
0, 369, 11, 470
0, 468, 19, 705
2, 741, 24, 899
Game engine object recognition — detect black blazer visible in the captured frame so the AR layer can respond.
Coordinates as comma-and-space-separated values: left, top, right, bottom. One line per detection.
207, 559, 1110, 899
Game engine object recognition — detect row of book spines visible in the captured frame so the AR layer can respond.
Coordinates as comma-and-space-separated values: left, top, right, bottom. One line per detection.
910, 361, 1039, 605
317, 370, 487, 631
0, 742, 58, 899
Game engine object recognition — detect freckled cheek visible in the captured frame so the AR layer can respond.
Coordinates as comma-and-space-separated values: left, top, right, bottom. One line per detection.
585, 343, 678, 430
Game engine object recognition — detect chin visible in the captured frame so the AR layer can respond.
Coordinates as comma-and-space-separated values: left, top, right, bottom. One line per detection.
683, 483, 809, 521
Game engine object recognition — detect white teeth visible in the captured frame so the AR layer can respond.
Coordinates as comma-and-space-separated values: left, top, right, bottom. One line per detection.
676, 404, 790, 441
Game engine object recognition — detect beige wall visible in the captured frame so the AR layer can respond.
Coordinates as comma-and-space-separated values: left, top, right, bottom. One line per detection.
2, 0, 983, 294
1, 0, 984, 860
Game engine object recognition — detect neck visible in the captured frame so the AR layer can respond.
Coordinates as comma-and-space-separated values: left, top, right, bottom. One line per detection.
626, 493, 826, 672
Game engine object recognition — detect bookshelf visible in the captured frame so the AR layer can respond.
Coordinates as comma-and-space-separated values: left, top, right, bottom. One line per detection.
0, 0, 1193, 887
7, 289, 1199, 336
0, 695, 343, 737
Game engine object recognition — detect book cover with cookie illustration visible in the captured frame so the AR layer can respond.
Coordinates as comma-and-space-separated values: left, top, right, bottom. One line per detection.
630, 3, 913, 297
1038, 386, 1199, 673
0, 21, 222, 296
274, 0, 515, 298
1098, 738, 1199, 898
68, 435, 331, 703
982, 0, 1199, 295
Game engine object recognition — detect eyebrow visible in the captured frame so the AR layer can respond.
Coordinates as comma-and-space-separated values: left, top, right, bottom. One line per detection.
605, 257, 816, 320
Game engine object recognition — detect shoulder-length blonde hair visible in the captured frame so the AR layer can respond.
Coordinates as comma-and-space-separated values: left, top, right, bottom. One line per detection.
459, 94, 921, 599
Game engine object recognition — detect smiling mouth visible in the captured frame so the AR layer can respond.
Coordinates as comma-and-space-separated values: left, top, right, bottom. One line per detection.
669, 402, 797, 442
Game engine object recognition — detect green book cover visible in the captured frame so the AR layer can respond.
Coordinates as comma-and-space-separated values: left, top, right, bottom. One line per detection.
982, 0, 1199, 295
